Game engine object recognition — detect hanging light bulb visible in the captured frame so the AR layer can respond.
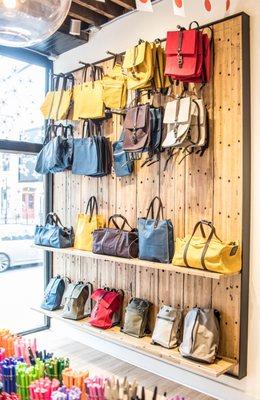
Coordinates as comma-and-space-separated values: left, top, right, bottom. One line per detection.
0, 0, 72, 47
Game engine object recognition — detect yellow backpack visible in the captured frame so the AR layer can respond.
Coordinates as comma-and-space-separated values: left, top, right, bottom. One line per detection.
123, 41, 154, 90
102, 63, 127, 109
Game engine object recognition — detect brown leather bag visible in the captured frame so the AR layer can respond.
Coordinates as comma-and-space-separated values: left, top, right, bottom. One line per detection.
123, 104, 151, 153
92, 214, 138, 259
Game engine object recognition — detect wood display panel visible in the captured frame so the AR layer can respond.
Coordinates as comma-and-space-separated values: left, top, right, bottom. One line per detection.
50, 13, 250, 379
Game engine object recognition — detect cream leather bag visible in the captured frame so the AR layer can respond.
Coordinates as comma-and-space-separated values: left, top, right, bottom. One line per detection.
152, 306, 182, 349
162, 97, 208, 150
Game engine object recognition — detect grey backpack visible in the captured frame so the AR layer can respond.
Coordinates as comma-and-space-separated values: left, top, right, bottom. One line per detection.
122, 298, 151, 338
62, 281, 93, 320
152, 306, 182, 349
179, 308, 220, 364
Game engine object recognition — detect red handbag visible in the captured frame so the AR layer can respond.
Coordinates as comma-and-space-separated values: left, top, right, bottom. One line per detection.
165, 21, 212, 84
88, 288, 124, 329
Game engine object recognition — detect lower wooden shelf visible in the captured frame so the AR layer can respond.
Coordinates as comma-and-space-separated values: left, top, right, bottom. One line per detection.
33, 245, 239, 280
32, 306, 236, 378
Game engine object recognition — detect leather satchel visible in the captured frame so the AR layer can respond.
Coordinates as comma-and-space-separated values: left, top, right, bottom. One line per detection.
123, 104, 151, 153
165, 22, 211, 83
92, 214, 138, 259
162, 96, 207, 151
34, 212, 74, 248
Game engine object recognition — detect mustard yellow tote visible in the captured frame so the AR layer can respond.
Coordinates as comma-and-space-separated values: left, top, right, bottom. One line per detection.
74, 196, 105, 252
173, 220, 241, 274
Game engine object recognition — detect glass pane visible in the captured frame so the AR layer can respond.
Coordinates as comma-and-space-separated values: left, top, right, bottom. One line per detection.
0, 54, 46, 143
0, 152, 45, 332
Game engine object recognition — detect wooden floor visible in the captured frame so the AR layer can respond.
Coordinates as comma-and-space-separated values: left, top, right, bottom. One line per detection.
33, 330, 215, 400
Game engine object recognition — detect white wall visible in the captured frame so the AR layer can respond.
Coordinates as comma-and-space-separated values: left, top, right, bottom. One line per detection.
54, 1, 260, 399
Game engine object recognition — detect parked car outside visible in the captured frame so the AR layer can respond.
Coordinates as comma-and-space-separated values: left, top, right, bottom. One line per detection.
0, 224, 42, 272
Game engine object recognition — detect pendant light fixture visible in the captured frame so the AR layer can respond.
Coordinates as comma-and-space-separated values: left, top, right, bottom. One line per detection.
0, 0, 72, 47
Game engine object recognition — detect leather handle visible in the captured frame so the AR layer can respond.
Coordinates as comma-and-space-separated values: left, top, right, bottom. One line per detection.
189, 20, 200, 30
146, 196, 164, 227
108, 214, 133, 231
183, 220, 222, 270
85, 196, 98, 222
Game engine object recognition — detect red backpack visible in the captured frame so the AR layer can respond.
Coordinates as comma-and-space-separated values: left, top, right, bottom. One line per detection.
88, 288, 124, 329
165, 21, 212, 84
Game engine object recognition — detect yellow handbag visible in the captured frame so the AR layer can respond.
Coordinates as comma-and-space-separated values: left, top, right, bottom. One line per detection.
56, 74, 74, 120
40, 75, 62, 119
102, 63, 127, 109
123, 41, 154, 90
76, 65, 105, 120
173, 220, 241, 274
74, 196, 105, 252
72, 67, 88, 121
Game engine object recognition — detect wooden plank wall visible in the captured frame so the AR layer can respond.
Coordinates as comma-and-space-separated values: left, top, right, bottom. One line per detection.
53, 16, 243, 376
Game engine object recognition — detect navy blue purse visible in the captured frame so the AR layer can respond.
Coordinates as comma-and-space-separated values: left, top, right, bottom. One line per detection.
138, 197, 174, 263
34, 212, 74, 248
41, 275, 69, 311
113, 132, 133, 177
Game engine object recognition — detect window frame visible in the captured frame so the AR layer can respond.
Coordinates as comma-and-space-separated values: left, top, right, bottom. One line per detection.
0, 46, 53, 335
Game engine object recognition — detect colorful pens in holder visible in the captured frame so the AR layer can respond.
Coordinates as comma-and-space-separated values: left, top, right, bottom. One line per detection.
13, 338, 37, 366
0, 357, 24, 394
0, 393, 19, 400
16, 360, 45, 400
84, 377, 106, 400
51, 386, 81, 400
29, 377, 60, 400
45, 359, 70, 383
0, 331, 17, 359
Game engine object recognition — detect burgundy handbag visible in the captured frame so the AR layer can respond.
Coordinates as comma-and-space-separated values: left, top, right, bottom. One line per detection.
165, 21, 212, 83
123, 104, 151, 153
92, 214, 138, 258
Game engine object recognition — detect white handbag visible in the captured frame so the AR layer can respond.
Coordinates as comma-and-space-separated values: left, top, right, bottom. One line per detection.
151, 305, 182, 349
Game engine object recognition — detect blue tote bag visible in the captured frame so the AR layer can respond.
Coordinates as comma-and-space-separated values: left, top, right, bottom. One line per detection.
72, 120, 99, 176
138, 197, 174, 263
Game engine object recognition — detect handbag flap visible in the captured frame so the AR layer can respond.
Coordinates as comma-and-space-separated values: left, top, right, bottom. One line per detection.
124, 105, 148, 129
45, 277, 62, 296
165, 30, 198, 56
65, 282, 87, 299
101, 291, 120, 309
123, 42, 147, 69
91, 288, 107, 302
163, 97, 191, 124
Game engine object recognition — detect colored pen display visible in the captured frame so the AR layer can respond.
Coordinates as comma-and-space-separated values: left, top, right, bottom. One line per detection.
51, 386, 81, 400
45, 358, 70, 382
16, 360, 45, 400
29, 377, 60, 400
0, 357, 24, 394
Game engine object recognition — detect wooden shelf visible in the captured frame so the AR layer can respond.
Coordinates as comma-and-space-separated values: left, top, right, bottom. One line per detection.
34, 245, 239, 280
32, 307, 236, 378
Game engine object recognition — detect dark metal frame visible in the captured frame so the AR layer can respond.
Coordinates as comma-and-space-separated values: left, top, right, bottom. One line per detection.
0, 46, 53, 335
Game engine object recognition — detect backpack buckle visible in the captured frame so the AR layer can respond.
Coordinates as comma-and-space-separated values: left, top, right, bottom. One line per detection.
177, 50, 183, 68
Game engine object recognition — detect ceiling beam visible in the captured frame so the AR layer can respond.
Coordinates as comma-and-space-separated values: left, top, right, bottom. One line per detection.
109, 0, 135, 11
69, 3, 108, 25
72, 0, 125, 19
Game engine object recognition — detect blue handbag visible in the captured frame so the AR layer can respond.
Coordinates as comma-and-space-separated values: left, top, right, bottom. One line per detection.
41, 275, 69, 311
34, 212, 74, 248
113, 132, 133, 177
138, 197, 174, 263
35, 124, 74, 174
